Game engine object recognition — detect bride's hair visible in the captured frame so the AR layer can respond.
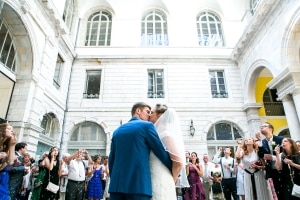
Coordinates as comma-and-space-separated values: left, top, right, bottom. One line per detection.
155, 104, 168, 115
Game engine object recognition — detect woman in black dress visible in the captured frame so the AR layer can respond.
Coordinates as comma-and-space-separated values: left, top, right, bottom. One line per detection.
40, 146, 60, 200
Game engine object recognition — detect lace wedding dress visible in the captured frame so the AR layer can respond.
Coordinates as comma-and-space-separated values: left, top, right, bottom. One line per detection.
150, 151, 176, 200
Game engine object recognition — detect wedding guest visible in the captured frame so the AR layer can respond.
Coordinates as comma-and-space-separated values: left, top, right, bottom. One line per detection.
236, 136, 271, 200
30, 151, 48, 200
40, 146, 60, 200
201, 154, 215, 200
59, 153, 70, 200
65, 149, 88, 200
184, 152, 206, 200
256, 122, 284, 199
0, 118, 17, 200
86, 155, 103, 200
101, 156, 110, 200
211, 163, 224, 200
10, 142, 29, 200
213, 147, 238, 200
275, 137, 300, 199
19, 152, 35, 200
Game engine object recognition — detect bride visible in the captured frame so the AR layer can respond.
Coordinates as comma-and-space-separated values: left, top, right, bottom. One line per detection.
149, 104, 189, 200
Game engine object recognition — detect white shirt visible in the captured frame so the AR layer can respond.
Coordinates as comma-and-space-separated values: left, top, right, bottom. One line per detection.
67, 159, 86, 181
213, 153, 236, 179
201, 161, 215, 181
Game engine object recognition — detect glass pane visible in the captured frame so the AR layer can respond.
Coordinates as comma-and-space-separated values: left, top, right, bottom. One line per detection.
216, 123, 232, 140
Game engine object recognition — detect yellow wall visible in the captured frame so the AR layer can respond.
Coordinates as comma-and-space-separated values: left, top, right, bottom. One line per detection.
255, 77, 288, 135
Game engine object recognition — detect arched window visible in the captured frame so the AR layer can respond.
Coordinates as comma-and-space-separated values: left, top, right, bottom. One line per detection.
63, 0, 74, 30
196, 11, 224, 47
41, 113, 58, 138
0, 18, 16, 72
85, 11, 112, 46
141, 10, 168, 46
263, 88, 285, 116
69, 122, 106, 155
207, 121, 243, 159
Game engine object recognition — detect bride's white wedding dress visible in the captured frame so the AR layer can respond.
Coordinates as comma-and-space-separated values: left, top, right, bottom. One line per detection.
149, 108, 189, 200
150, 151, 176, 200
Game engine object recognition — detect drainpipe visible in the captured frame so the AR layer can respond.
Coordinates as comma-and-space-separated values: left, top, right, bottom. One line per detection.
59, 18, 81, 153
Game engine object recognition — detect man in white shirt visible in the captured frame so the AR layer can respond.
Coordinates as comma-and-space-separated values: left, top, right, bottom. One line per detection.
213, 147, 238, 200
201, 154, 215, 200
65, 150, 87, 200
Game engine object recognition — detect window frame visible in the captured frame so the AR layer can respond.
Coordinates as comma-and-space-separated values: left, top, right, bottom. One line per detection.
85, 11, 112, 46
63, 0, 74, 30
83, 70, 101, 99
196, 11, 224, 47
0, 18, 16, 72
147, 69, 165, 98
53, 54, 64, 88
209, 70, 228, 98
141, 10, 169, 46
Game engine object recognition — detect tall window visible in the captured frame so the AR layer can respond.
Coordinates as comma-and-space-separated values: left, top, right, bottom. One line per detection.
141, 10, 168, 46
53, 54, 63, 88
63, 0, 74, 30
41, 113, 57, 138
251, 0, 261, 14
263, 88, 285, 116
197, 11, 224, 47
207, 121, 243, 159
209, 70, 228, 98
85, 11, 112, 46
0, 18, 16, 72
148, 69, 164, 98
83, 70, 101, 99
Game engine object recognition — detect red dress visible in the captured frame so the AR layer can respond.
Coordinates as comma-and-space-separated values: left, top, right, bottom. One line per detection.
184, 164, 206, 200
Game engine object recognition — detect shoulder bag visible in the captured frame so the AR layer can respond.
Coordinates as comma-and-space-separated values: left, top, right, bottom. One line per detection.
46, 170, 59, 193
289, 164, 300, 198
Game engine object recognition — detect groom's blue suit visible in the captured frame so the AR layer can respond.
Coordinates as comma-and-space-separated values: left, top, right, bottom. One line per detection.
108, 116, 172, 198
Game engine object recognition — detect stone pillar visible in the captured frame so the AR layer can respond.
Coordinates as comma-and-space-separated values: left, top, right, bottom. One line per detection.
293, 88, 300, 123
242, 103, 262, 137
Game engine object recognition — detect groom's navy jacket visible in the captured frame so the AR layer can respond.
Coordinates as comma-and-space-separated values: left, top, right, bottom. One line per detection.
108, 117, 172, 196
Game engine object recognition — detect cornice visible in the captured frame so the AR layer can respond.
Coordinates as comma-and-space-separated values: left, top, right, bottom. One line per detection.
231, 0, 278, 62
41, 0, 67, 36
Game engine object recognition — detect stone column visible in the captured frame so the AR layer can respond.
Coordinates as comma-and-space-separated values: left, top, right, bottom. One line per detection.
242, 103, 262, 137
293, 88, 300, 123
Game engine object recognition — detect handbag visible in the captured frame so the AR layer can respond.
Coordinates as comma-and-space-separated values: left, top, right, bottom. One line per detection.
46, 170, 59, 193
288, 164, 300, 198
292, 184, 300, 198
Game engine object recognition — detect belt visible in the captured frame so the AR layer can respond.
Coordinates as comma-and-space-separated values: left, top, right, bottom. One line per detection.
222, 178, 236, 180
68, 179, 85, 184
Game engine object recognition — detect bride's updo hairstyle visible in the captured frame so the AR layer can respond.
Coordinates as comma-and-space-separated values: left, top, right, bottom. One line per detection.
154, 104, 168, 116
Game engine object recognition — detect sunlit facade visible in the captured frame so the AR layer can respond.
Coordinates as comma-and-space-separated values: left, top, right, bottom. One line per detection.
1, 0, 299, 160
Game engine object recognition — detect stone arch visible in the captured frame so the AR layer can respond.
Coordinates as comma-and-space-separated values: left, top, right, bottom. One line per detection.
281, 7, 300, 67
243, 59, 275, 104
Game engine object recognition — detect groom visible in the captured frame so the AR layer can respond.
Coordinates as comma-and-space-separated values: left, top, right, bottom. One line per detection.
108, 102, 172, 200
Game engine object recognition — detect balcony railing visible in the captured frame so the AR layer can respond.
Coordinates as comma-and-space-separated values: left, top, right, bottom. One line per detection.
83, 93, 99, 99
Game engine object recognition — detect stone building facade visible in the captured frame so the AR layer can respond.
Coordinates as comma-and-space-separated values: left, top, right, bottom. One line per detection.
0, 0, 299, 159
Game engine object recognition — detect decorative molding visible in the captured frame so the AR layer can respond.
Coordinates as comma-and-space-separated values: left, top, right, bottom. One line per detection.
231, 0, 278, 62
41, 0, 67, 36
20, 0, 31, 14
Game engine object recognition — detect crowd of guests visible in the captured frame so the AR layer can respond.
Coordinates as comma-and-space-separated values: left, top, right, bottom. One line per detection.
0, 118, 110, 200
180, 122, 300, 200
2, 115, 300, 200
